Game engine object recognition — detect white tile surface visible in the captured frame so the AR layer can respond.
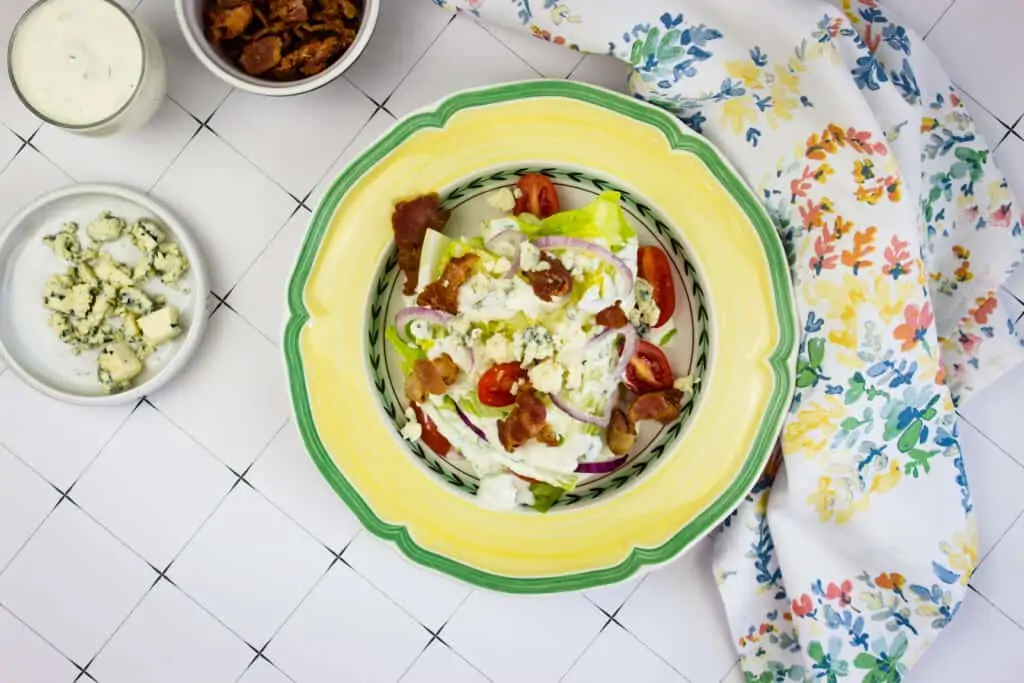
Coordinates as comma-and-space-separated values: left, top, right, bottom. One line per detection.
959, 360, 1024, 466
563, 622, 685, 683
973, 513, 1024, 627
721, 661, 745, 683
72, 404, 234, 568
237, 658, 294, 683
617, 539, 737, 683
0, 446, 58, 571
133, 0, 232, 121
441, 590, 605, 683
168, 484, 332, 647
267, 563, 430, 683
0, 145, 71, 227
246, 421, 361, 553
0, 502, 153, 665
584, 576, 645, 616
0, 372, 133, 490
306, 108, 397, 208
909, 589, 1024, 681
386, 15, 537, 117
149, 310, 291, 473
229, 208, 311, 343
884, 0, 955, 37
401, 640, 486, 683
342, 532, 471, 631
0, 607, 78, 683
31, 100, 198, 191
0, 126, 22, 172
927, 0, 1024, 124
960, 420, 1024, 561
483, 25, 583, 78
89, 580, 252, 683
569, 54, 630, 93
149, 129, 296, 294
345, 0, 453, 105
209, 80, 376, 199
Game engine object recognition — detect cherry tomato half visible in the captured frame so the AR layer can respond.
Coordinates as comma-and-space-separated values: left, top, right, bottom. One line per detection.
638, 246, 676, 328
624, 341, 674, 395
412, 404, 451, 457
477, 362, 526, 407
514, 174, 561, 218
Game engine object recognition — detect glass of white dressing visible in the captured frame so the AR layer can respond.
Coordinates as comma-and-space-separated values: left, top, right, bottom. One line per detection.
8, 0, 167, 136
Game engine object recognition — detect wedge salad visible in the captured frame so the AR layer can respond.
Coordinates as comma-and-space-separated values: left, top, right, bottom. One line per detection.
388, 174, 696, 512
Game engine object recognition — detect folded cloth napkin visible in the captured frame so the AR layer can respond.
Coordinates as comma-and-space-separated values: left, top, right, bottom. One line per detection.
433, 0, 1024, 679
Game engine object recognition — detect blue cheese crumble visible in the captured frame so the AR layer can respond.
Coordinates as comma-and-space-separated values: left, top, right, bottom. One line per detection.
40, 211, 191, 393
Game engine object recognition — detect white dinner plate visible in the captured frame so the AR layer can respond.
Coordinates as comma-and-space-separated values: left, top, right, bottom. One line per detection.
0, 184, 208, 405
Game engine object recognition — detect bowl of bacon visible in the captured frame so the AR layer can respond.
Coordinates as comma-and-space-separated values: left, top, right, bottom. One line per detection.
175, 0, 379, 97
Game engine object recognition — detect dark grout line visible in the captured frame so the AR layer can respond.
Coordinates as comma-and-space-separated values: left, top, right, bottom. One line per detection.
343, 76, 383, 110
921, 0, 958, 41
477, 21, 549, 80
380, 13, 456, 117
968, 583, 1024, 631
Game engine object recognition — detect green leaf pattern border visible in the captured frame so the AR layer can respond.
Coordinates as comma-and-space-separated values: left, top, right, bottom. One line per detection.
283, 80, 798, 593
367, 167, 711, 508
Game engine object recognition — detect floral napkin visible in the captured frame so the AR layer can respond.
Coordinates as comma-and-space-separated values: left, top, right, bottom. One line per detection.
434, 0, 1024, 679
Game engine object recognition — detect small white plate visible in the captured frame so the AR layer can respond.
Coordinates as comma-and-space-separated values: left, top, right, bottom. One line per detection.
0, 184, 208, 405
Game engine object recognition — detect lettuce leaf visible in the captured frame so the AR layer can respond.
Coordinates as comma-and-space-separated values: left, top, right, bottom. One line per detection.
416, 230, 492, 291
530, 482, 565, 513
460, 391, 509, 419
517, 191, 636, 251
385, 326, 424, 374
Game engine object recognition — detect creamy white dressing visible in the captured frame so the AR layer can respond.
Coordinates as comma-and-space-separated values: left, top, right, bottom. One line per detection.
11, 0, 143, 126
421, 401, 599, 486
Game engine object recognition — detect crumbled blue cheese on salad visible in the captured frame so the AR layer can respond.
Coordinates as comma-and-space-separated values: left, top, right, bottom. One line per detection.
630, 277, 660, 327
400, 407, 423, 442
40, 211, 190, 394
485, 187, 519, 213
392, 189, 690, 512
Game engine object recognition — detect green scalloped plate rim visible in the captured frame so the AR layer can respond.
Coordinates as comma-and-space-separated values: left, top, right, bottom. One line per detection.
283, 80, 798, 593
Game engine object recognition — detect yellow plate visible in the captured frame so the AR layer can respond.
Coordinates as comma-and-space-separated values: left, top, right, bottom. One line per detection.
284, 81, 797, 593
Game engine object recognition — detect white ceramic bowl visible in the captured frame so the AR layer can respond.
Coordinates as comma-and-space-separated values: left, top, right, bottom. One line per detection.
175, 0, 379, 97
0, 184, 209, 406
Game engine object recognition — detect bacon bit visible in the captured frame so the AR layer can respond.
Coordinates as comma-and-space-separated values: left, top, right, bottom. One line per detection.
404, 354, 460, 404
318, 0, 359, 18
497, 388, 552, 452
290, 35, 345, 76
606, 408, 637, 455
269, 0, 308, 23
595, 302, 628, 329
628, 389, 684, 425
537, 424, 560, 447
207, 2, 255, 42
527, 253, 573, 301
391, 194, 451, 295
416, 253, 479, 314
239, 35, 283, 75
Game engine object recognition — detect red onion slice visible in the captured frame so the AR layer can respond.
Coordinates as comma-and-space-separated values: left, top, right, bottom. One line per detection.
395, 307, 452, 343
576, 456, 627, 474
550, 393, 610, 427
454, 401, 488, 442
485, 230, 526, 278
531, 236, 634, 296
